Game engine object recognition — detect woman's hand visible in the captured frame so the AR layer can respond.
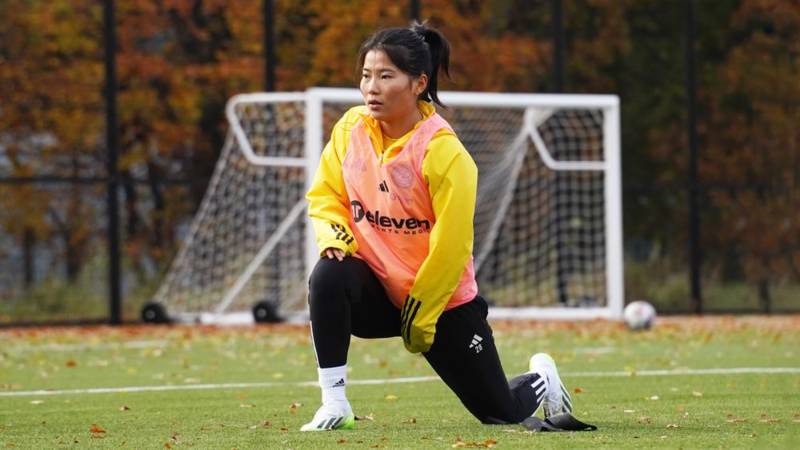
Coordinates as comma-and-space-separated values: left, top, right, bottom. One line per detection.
324, 248, 346, 261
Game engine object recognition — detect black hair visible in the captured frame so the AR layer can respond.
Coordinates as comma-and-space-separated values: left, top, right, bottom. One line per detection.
357, 21, 451, 108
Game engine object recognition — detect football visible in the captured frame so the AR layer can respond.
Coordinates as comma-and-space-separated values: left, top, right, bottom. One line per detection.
623, 300, 656, 330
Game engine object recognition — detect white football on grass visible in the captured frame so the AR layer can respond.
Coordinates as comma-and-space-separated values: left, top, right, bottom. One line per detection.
623, 300, 656, 330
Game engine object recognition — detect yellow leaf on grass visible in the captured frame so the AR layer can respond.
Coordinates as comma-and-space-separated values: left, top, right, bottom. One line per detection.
384, 394, 398, 401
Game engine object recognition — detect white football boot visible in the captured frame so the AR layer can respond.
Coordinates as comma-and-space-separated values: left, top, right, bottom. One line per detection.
300, 401, 355, 431
529, 353, 573, 418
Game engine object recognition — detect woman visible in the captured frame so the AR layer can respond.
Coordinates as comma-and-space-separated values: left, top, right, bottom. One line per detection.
302, 22, 572, 431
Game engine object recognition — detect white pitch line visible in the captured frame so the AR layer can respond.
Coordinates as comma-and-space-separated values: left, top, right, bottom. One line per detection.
567, 367, 800, 377
10, 340, 168, 353
1, 367, 797, 398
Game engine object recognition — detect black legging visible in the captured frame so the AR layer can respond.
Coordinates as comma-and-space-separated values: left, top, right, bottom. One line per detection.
308, 257, 542, 424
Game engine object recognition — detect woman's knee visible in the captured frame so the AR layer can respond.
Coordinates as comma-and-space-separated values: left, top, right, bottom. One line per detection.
308, 257, 358, 299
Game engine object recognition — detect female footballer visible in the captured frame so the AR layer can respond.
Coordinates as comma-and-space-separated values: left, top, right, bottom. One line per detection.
301, 21, 573, 431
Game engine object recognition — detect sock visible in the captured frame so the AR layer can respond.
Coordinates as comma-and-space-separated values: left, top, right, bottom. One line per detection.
318, 364, 348, 406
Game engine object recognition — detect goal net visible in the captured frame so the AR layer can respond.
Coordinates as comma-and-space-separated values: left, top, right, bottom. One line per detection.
151, 88, 623, 323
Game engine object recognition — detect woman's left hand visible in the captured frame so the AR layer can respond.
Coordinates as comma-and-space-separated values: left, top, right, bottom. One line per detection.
324, 248, 346, 261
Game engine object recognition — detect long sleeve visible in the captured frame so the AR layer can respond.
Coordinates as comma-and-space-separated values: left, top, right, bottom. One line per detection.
305, 111, 361, 256
405, 133, 478, 333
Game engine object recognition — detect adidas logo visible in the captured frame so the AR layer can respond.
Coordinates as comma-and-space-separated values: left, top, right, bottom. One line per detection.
468, 334, 483, 353
332, 378, 345, 388
378, 180, 389, 193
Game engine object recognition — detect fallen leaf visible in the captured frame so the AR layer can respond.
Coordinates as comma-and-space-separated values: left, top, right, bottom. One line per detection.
337, 438, 347, 444
65, 360, 77, 368
30, 400, 44, 405
384, 394, 398, 401
623, 409, 635, 413
119, 406, 130, 411
573, 387, 584, 393
638, 416, 652, 424
405, 417, 416, 424
355, 414, 374, 421
239, 404, 255, 408
89, 424, 106, 434
288, 402, 302, 413
164, 443, 172, 449
451, 437, 498, 448
666, 423, 679, 428
649, 395, 659, 400
692, 391, 703, 397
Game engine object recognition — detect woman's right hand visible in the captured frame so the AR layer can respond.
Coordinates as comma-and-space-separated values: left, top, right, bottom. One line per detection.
324, 248, 346, 261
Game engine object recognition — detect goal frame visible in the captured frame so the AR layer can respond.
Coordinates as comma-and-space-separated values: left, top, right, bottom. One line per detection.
224, 87, 624, 321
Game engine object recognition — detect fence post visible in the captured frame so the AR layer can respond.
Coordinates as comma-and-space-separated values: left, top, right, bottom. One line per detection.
104, 0, 122, 324
685, 0, 702, 313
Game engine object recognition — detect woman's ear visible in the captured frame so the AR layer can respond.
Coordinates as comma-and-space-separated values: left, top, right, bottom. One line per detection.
414, 74, 429, 96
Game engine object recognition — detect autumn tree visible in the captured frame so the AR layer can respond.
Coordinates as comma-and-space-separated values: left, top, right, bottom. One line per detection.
700, 0, 800, 308
0, 0, 104, 284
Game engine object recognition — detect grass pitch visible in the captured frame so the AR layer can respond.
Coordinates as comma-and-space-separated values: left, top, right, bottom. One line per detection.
1, 316, 798, 449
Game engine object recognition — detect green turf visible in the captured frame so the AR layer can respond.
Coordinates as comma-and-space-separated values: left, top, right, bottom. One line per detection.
1, 318, 798, 448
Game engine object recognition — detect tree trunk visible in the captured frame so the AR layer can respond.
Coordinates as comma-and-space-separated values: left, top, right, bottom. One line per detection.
147, 160, 165, 248
121, 169, 139, 237
758, 279, 771, 314
23, 227, 35, 287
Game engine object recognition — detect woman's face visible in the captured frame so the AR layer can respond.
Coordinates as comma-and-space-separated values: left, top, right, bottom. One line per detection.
360, 49, 426, 125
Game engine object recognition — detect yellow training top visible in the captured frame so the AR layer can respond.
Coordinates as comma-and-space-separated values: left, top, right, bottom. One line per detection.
306, 101, 478, 314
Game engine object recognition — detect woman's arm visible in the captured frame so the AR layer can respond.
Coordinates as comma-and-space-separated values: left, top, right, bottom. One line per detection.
306, 119, 359, 258
401, 134, 478, 352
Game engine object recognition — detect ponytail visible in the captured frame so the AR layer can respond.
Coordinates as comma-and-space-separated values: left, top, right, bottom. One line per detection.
410, 21, 451, 108
358, 21, 452, 108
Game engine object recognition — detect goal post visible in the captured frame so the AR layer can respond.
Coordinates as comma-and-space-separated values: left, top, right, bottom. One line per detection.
148, 88, 623, 324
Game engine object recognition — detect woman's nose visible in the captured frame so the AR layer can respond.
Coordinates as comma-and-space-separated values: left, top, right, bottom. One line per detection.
366, 78, 379, 93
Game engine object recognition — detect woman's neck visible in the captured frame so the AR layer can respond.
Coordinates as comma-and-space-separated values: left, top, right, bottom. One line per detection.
379, 108, 423, 139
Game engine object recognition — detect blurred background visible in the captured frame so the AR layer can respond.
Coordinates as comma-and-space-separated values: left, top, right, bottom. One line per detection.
0, 0, 797, 325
